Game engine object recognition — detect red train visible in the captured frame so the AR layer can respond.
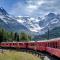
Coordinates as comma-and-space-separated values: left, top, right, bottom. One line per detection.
0, 38, 60, 58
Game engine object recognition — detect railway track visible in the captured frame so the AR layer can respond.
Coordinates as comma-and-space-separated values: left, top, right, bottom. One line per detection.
0, 48, 59, 60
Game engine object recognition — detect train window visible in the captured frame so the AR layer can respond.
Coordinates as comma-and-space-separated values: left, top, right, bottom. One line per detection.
43, 42, 46, 46
49, 42, 50, 47
55, 42, 57, 48
59, 44, 60, 49
15, 43, 17, 45
31, 43, 35, 46
39, 43, 41, 46
58, 41, 60, 49
40, 43, 42, 46
19, 43, 23, 45
52, 42, 57, 48
46, 42, 48, 47
59, 42, 60, 48
6, 44, 8, 45
52, 42, 54, 48
57, 41, 59, 48
48, 42, 50, 47
13, 43, 17, 45
2, 44, 3, 45
47, 42, 48, 47
10, 43, 12, 45
53, 42, 56, 48
13, 43, 14, 45
51, 42, 53, 48
50, 42, 52, 47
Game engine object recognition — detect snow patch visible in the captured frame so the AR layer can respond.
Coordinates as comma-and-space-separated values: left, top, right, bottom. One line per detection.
50, 19, 59, 24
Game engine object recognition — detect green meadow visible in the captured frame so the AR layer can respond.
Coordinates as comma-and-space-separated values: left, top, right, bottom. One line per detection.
0, 50, 41, 60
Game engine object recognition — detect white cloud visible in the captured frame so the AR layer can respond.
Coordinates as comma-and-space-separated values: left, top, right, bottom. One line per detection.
9, 0, 45, 16
9, 0, 60, 17
26, 5, 37, 13
26, 0, 44, 15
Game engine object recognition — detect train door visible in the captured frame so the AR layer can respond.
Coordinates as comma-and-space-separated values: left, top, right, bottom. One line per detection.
25, 43, 28, 48
55, 41, 57, 48
50, 42, 53, 48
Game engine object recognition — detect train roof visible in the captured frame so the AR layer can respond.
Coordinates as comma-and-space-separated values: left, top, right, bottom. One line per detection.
37, 38, 60, 42
1, 38, 60, 43
28, 41, 35, 42
1, 41, 36, 43
1, 41, 27, 43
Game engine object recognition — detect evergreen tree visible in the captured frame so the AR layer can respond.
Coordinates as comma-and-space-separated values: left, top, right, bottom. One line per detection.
28, 35, 32, 41
0, 29, 4, 43
17, 34, 19, 41
0, 28, 32, 42
20, 32, 32, 42
14, 32, 19, 41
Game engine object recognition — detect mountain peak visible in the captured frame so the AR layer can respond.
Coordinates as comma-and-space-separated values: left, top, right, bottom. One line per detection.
0, 7, 4, 10
44, 12, 56, 20
0, 7, 8, 15
47, 13, 56, 17
48, 13, 55, 15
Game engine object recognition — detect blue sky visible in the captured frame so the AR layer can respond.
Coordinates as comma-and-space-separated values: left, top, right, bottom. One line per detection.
0, 0, 60, 17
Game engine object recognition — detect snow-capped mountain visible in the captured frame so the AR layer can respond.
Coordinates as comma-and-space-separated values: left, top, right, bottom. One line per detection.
0, 7, 60, 35
16, 16, 41, 33
39, 13, 60, 34
16, 13, 60, 35
0, 7, 29, 32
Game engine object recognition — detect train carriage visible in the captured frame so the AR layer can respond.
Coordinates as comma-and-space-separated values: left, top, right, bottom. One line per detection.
27, 41, 36, 50
46, 38, 60, 58
0, 42, 11, 47
17, 42, 27, 48
36, 41, 47, 51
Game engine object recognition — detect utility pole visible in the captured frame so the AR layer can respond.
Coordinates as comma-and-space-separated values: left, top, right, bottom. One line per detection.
47, 27, 49, 40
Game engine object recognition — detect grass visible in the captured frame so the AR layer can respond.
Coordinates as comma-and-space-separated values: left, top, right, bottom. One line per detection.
0, 50, 41, 60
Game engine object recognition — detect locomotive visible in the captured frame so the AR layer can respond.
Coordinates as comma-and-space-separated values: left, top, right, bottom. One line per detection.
0, 38, 60, 58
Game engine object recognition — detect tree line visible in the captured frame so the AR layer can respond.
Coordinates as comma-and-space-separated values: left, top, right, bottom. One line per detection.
0, 28, 32, 42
